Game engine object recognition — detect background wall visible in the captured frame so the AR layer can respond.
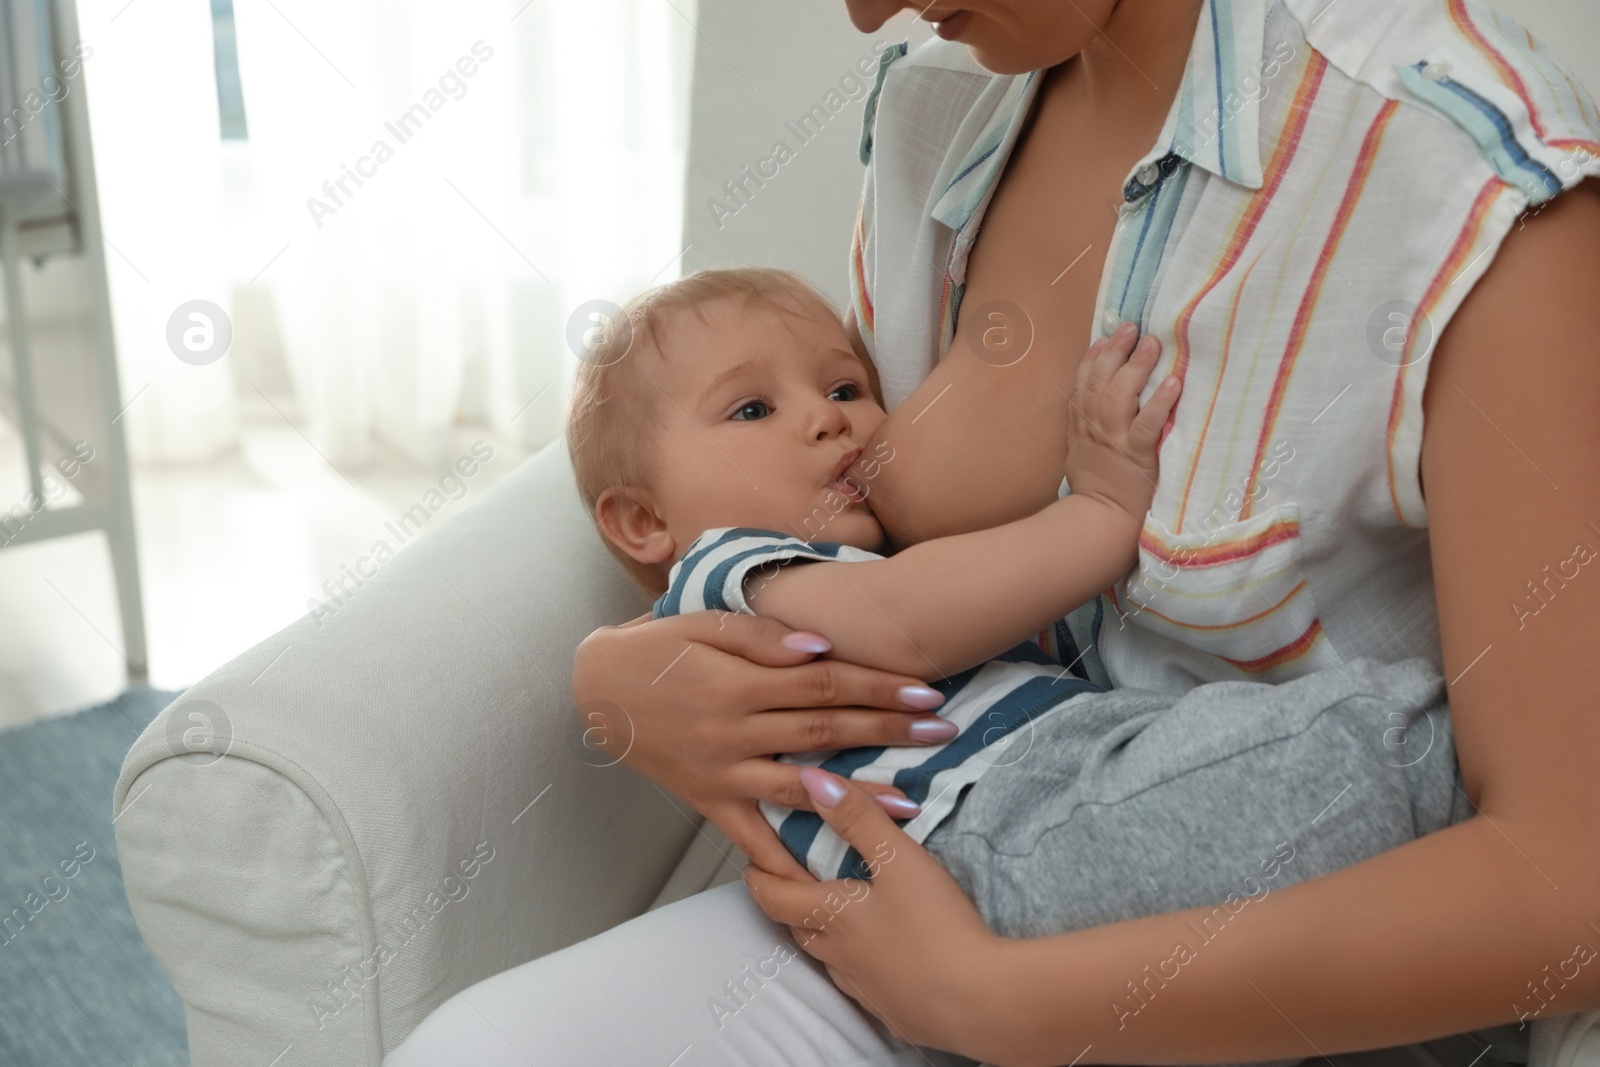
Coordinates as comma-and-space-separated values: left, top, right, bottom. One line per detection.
682, 0, 1600, 309
680, 3, 930, 308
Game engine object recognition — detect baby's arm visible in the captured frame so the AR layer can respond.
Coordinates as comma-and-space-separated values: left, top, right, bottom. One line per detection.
747, 325, 1177, 680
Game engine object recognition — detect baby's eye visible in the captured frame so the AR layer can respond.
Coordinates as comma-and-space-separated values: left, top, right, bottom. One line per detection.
732, 400, 770, 421
828, 384, 860, 402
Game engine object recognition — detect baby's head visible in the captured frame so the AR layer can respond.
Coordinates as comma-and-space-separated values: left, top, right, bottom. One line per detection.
567, 268, 889, 597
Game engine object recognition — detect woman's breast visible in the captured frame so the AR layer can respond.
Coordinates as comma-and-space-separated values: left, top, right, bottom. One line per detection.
870, 180, 1124, 544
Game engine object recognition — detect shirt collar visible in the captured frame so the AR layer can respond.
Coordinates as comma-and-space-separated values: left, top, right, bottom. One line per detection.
931, 0, 1268, 233
1162, 0, 1268, 190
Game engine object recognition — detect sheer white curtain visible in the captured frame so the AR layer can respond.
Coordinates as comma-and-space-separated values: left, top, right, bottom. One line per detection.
232, 0, 693, 466
87, 0, 692, 468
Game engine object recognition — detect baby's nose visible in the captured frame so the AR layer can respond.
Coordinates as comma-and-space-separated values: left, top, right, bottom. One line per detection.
813, 404, 850, 440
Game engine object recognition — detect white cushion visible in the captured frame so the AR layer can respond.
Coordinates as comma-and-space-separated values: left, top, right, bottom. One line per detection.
114, 442, 699, 1065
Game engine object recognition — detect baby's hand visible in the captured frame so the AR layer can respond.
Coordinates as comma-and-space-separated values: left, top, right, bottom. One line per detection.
1062, 322, 1180, 520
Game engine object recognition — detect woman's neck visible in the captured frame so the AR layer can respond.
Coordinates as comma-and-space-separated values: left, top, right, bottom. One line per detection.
1062, 0, 1207, 125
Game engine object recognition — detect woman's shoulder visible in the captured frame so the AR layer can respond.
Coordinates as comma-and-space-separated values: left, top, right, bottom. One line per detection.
1280, 0, 1600, 204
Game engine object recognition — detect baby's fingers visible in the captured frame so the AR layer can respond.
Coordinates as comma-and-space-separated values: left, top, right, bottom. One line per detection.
1106, 334, 1163, 420
1070, 335, 1108, 408
1129, 373, 1183, 454
1080, 322, 1138, 406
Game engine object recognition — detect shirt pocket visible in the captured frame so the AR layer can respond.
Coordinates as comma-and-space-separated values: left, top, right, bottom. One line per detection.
1113, 501, 1336, 678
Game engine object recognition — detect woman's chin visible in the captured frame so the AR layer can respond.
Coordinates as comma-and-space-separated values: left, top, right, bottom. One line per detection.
957, 28, 1085, 76
964, 46, 1039, 76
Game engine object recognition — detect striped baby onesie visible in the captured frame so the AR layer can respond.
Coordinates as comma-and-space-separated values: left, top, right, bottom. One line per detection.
652, 527, 1103, 881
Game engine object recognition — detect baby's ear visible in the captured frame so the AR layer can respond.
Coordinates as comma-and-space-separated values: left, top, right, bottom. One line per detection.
594, 487, 676, 566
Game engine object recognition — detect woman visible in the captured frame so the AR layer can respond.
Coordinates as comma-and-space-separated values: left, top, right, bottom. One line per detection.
390, 0, 1600, 1063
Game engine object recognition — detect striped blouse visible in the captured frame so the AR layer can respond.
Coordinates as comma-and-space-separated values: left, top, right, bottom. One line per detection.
850, 0, 1600, 694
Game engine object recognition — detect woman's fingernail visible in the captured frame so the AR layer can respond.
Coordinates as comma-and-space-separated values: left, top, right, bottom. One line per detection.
799, 767, 848, 809
876, 794, 922, 819
782, 632, 832, 654
909, 718, 959, 742
897, 684, 945, 710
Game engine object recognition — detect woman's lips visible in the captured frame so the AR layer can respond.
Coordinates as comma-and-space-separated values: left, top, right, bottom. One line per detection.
932, 11, 971, 40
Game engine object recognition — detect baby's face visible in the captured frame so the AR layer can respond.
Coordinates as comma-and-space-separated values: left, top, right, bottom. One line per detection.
645, 296, 889, 556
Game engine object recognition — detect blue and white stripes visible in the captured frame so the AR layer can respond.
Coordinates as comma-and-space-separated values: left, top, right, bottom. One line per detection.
653, 527, 880, 619
653, 528, 1103, 881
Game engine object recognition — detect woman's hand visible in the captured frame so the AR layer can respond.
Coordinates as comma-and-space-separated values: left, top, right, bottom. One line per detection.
1062, 321, 1179, 519
743, 767, 1010, 1061
573, 611, 957, 879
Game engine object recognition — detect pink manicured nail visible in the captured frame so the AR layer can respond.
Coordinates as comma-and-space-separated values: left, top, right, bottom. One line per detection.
800, 767, 848, 809
876, 794, 922, 819
909, 718, 958, 743
782, 632, 832, 654
897, 684, 945, 710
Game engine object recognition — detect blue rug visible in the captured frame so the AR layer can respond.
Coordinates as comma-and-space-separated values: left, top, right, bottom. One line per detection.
0, 688, 188, 1067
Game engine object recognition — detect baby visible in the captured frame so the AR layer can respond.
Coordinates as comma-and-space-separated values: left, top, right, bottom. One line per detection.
565, 266, 1177, 883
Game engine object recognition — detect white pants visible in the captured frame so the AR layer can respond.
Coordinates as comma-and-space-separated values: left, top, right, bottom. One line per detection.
385, 879, 975, 1066
384, 874, 1521, 1067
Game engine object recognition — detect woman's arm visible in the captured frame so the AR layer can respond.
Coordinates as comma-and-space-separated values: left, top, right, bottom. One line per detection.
749, 327, 1178, 679
748, 181, 1600, 1064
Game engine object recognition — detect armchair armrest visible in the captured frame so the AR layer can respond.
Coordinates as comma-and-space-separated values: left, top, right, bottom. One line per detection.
113, 442, 701, 1066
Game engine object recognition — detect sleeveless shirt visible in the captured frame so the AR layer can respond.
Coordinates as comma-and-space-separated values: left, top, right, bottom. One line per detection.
850, 0, 1600, 694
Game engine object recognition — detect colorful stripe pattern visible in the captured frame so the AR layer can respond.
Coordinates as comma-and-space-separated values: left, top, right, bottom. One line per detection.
848, 0, 1600, 686
1241, 97, 1401, 520
1395, 0, 1600, 204
1384, 177, 1507, 529
1395, 62, 1562, 202
850, 193, 874, 338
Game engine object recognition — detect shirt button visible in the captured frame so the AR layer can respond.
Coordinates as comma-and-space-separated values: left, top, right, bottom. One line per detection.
1421, 61, 1450, 81
1136, 163, 1160, 186
1101, 309, 1122, 334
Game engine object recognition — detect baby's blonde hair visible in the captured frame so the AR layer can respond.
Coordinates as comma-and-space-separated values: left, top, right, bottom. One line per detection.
566, 266, 840, 595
